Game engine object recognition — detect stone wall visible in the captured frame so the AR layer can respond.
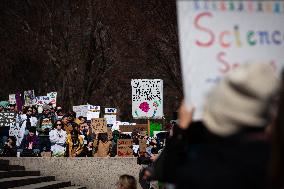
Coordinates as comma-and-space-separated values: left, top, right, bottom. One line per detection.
0, 157, 142, 189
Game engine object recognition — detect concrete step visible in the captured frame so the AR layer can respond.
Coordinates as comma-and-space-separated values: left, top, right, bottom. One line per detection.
0, 165, 26, 171
9, 180, 71, 189
0, 160, 9, 165
0, 176, 55, 188
0, 170, 40, 178
60, 186, 87, 189
8, 165, 25, 170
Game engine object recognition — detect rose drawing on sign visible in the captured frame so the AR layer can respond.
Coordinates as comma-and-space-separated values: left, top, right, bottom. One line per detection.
139, 102, 150, 113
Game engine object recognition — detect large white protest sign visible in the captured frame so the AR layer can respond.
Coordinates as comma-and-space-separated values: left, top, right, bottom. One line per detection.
131, 79, 163, 119
177, 0, 284, 119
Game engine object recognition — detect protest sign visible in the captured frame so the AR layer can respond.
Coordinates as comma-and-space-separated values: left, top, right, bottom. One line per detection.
91, 118, 107, 134
117, 139, 133, 157
104, 115, 116, 127
73, 105, 89, 118
35, 96, 50, 106
177, 0, 284, 119
86, 105, 100, 120
105, 108, 117, 114
0, 112, 17, 127
15, 92, 23, 112
119, 124, 148, 133
131, 79, 163, 119
139, 139, 147, 154
9, 94, 16, 104
47, 92, 57, 107
24, 90, 35, 106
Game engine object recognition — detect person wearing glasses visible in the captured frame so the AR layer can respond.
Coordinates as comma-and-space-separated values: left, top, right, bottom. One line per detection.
49, 120, 67, 157
16, 106, 38, 147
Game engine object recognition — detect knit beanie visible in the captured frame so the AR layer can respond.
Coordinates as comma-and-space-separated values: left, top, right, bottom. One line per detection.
203, 63, 280, 137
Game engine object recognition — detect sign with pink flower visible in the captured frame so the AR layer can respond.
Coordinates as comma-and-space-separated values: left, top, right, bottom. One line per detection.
131, 79, 163, 119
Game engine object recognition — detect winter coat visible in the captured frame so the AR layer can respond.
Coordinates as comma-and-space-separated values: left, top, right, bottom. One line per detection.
66, 134, 84, 157
49, 129, 67, 157
175, 122, 270, 189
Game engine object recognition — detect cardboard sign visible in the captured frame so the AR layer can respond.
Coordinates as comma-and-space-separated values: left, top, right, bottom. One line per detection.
117, 139, 133, 157
177, 0, 284, 119
91, 118, 107, 134
0, 112, 17, 127
24, 90, 35, 106
9, 94, 16, 104
47, 92, 57, 107
119, 124, 148, 133
41, 151, 52, 157
139, 139, 147, 154
132, 79, 163, 119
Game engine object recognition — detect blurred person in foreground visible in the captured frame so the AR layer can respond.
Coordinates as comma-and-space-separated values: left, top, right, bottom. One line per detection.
176, 63, 279, 189
270, 69, 284, 189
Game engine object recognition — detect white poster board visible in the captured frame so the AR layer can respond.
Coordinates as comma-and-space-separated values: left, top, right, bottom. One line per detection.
73, 105, 89, 118
131, 79, 163, 119
35, 96, 50, 106
105, 108, 117, 114
9, 94, 16, 104
177, 0, 284, 120
86, 105, 100, 120
47, 92, 57, 107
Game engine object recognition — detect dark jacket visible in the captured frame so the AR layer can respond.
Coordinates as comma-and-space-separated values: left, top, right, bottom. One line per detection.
175, 122, 270, 189
20, 135, 40, 150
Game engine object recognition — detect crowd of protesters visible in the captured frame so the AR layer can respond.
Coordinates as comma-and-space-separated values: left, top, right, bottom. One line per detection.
0, 103, 168, 160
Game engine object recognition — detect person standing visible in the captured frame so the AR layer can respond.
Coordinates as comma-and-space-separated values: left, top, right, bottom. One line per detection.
36, 104, 55, 152
17, 107, 38, 146
175, 63, 279, 189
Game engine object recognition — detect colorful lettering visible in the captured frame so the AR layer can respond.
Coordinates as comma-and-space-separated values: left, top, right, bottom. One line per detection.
194, 12, 215, 47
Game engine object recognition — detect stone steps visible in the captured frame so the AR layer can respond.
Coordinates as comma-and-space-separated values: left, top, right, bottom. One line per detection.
0, 160, 87, 189
0, 170, 40, 178
9, 180, 71, 189
0, 176, 55, 188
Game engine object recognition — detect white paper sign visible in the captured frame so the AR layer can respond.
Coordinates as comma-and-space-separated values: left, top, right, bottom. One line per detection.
9, 94, 16, 104
105, 108, 117, 114
86, 111, 100, 120
104, 115, 117, 127
47, 92, 57, 107
131, 79, 163, 119
73, 105, 89, 118
35, 96, 51, 106
177, 0, 284, 119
